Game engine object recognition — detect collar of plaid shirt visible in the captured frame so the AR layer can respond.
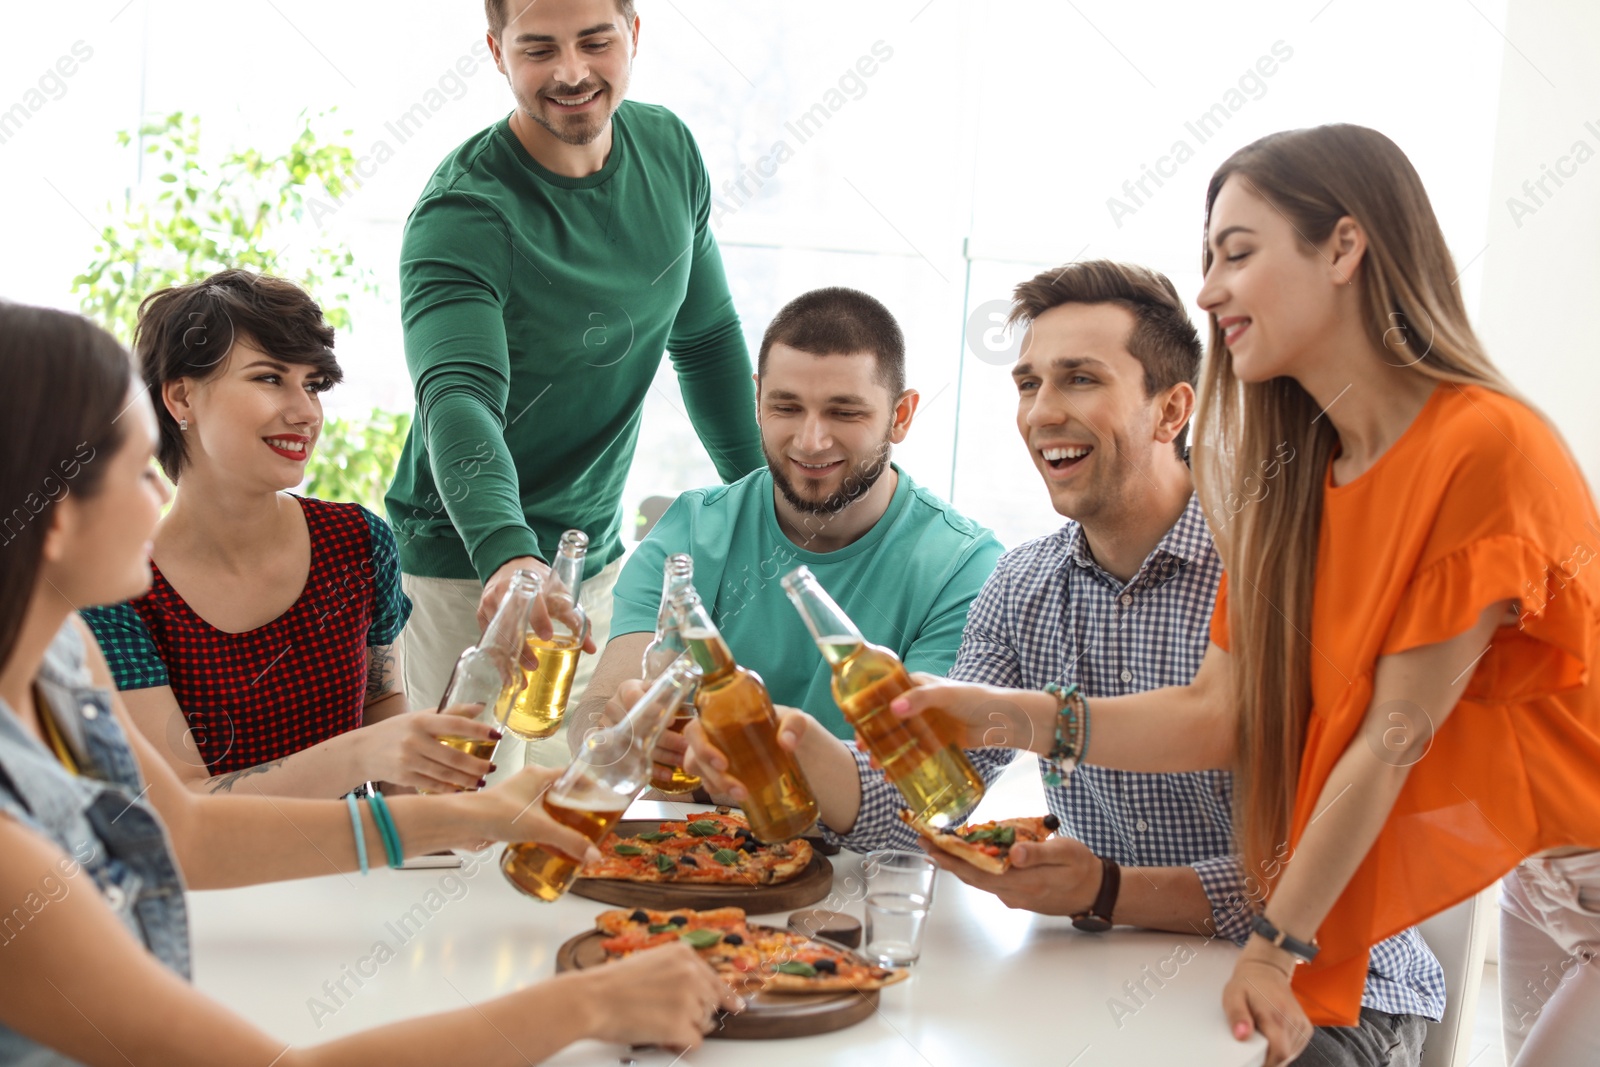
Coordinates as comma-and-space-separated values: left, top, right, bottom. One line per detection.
1056, 487, 1212, 588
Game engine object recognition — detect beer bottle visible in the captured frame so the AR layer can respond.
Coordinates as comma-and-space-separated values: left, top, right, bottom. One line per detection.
423, 569, 542, 792
672, 585, 819, 842
501, 657, 701, 901
506, 529, 591, 740
641, 554, 701, 794
781, 565, 985, 828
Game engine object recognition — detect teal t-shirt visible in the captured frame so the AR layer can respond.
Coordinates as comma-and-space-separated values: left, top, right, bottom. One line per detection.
610, 465, 1004, 738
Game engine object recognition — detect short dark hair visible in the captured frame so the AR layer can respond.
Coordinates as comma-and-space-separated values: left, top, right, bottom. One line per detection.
485, 0, 637, 39
135, 270, 342, 480
1009, 260, 1201, 455
757, 287, 907, 398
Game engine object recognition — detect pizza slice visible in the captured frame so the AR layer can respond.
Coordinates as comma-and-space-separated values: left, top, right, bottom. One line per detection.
590, 907, 906, 994
579, 812, 814, 886
899, 811, 1060, 874
757, 930, 909, 993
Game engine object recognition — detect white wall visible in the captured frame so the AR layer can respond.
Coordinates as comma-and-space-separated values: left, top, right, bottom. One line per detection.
10, 0, 1590, 547
1479, 0, 1600, 490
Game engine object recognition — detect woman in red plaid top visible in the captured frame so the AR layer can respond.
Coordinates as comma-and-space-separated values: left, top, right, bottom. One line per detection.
82, 271, 498, 797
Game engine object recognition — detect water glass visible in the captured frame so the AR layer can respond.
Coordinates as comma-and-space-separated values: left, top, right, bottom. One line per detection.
863, 848, 938, 904
864, 891, 931, 966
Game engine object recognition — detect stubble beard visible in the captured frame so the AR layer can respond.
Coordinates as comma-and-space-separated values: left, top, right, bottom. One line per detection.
517, 76, 624, 147
769, 437, 893, 518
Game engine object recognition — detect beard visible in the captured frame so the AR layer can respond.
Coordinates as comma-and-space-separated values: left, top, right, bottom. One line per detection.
768, 436, 893, 518
517, 79, 619, 147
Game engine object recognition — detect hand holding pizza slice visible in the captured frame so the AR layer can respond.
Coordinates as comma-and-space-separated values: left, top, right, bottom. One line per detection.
898, 811, 1061, 874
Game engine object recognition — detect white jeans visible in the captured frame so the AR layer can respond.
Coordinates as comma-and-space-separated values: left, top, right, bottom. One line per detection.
1499, 850, 1600, 1066
397, 556, 623, 778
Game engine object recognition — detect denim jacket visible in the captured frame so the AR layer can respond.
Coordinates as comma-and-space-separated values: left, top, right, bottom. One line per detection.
0, 621, 189, 1066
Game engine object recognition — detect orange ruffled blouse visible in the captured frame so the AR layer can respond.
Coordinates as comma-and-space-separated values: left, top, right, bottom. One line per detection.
1211, 383, 1600, 1025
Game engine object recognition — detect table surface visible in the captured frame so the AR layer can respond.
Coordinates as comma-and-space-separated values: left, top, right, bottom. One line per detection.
188, 800, 1266, 1066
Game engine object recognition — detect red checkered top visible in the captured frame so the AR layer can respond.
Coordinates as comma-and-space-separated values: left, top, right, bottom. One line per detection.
83, 498, 410, 774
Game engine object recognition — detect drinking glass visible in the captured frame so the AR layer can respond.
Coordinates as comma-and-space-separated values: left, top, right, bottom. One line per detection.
863, 848, 938, 904
864, 892, 931, 966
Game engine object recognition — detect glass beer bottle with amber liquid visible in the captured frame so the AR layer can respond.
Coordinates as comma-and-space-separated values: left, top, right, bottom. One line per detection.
782, 565, 985, 827
421, 569, 542, 792
641, 553, 700, 794
501, 657, 701, 901
505, 530, 591, 740
672, 586, 819, 842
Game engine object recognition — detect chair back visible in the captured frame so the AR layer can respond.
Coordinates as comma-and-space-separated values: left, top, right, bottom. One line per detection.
1418, 887, 1497, 1067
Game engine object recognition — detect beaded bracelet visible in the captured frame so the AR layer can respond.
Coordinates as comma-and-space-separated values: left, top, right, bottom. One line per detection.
345, 793, 369, 876
1041, 682, 1088, 786
365, 791, 404, 869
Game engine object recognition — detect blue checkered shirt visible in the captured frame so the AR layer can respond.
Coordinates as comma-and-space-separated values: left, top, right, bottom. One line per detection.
826, 492, 1445, 1020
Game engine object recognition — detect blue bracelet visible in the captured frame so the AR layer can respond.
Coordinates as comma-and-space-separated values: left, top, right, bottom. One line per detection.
366, 792, 403, 868
1041, 682, 1086, 786
345, 793, 369, 876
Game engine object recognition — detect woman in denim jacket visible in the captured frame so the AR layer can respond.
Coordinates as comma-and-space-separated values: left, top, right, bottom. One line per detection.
0, 304, 741, 1066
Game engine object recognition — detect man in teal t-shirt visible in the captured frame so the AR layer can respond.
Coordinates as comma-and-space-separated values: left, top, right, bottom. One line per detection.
384, 0, 764, 724
572, 287, 1004, 749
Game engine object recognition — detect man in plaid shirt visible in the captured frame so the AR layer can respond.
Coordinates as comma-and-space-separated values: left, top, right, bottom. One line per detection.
685, 260, 1443, 1065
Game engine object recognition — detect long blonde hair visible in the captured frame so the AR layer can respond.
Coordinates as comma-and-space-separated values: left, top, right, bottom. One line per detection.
1190, 125, 1523, 880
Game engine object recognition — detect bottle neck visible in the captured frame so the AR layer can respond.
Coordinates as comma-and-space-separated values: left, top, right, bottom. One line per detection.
551, 545, 587, 600
655, 562, 694, 632
483, 575, 540, 655
580, 662, 698, 783
784, 576, 864, 666
677, 597, 736, 682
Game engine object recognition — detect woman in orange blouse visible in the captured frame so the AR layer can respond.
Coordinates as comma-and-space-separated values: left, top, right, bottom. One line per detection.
890, 124, 1600, 1066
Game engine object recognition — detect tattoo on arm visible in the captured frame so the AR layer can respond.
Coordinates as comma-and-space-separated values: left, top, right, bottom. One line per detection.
366, 645, 398, 700
207, 757, 290, 794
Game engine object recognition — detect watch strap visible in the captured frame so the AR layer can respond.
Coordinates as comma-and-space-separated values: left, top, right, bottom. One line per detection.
1251, 913, 1320, 963
1071, 856, 1120, 931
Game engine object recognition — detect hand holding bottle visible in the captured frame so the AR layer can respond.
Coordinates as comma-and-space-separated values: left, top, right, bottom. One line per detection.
355, 709, 500, 792
476, 554, 597, 653
886, 673, 1056, 755
471, 764, 604, 862
680, 706, 814, 803
591, 678, 694, 790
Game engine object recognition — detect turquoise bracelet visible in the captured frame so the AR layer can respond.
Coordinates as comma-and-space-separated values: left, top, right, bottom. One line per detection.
1041, 682, 1086, 786
345, 793, 369, 876
365, 792, 403, 868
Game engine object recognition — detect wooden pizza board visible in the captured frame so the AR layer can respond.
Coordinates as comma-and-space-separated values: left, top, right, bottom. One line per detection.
555, 928, 881, 1039
568, 820, 834, 912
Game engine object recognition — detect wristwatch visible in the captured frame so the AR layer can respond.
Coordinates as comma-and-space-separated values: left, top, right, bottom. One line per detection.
1250, 913, 1320, 964
1071, 856, 1121, 932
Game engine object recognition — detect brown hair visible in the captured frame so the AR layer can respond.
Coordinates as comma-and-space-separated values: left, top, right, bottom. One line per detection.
758, 287, 907, 398
1008, 259, 1202, 455
486, 0, 637, 38
0, 305, 133, 674
1191, 124, 1529, 882
135, 270, 341, 481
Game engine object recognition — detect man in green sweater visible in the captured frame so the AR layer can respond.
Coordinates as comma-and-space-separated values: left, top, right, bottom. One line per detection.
385, 0, 764, 753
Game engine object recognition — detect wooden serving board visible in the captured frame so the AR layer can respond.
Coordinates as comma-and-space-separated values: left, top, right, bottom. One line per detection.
568, 820, 834, 912
555, 928, 880, 1039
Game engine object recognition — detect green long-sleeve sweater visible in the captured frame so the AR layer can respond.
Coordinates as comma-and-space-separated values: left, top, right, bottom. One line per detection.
384, 102, 764, 584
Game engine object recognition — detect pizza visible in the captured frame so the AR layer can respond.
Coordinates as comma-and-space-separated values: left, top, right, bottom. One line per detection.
900, 811, 1060, 874
577, 810, 813, 887
592, 906, 907, 994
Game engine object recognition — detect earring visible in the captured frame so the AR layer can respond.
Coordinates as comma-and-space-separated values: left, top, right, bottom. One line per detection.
179, 418, 188, 430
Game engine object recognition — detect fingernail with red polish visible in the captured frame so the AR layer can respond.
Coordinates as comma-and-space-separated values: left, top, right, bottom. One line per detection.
489, 763, 498, 774
490, 728, 504, 740
476, 777, 487, 789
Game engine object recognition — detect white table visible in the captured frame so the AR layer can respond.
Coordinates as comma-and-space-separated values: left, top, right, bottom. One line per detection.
189, 801, 1266, 1066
